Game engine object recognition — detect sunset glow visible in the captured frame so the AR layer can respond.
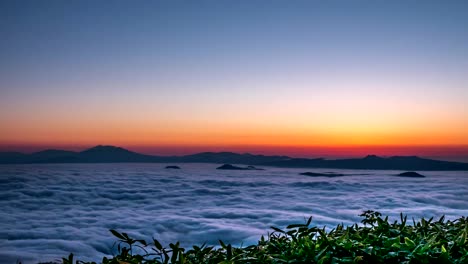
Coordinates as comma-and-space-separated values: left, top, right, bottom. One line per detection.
2, 2, 468, 262
1, 1, 467, 159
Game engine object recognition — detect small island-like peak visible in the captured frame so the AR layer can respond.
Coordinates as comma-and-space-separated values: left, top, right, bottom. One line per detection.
216, 164, 264, 170
300, 172, 345, 177
396, 171, 425, 178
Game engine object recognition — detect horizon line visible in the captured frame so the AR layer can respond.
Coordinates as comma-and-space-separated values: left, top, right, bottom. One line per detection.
2, 144, 468, 163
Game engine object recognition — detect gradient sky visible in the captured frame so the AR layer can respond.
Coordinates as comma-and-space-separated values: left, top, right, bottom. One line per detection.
1, 0, 467, 159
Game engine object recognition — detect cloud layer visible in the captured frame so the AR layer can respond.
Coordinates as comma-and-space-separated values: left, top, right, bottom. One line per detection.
0, 164, 467, 263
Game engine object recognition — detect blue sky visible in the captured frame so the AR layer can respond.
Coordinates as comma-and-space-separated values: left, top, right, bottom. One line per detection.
1, 0, 467, 153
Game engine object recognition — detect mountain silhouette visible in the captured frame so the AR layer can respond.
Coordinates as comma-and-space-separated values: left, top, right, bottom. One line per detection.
0, 146, 467, 171
396, 171, 425, 178
216, 164, 264, 170
0, 152, 27, 164
78, 145, 159, 162
174, 152, 289, 164
261, 155, 468, 170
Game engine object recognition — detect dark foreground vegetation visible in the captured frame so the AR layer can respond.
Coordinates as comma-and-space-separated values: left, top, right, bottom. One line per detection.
56, 211, 468, 264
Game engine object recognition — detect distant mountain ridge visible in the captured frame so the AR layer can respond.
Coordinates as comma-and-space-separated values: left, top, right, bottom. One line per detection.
264, 154, 468, 171
1, 145, 468, 171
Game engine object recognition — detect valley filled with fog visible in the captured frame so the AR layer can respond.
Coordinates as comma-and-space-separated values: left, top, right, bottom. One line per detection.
0, 164, 467, 263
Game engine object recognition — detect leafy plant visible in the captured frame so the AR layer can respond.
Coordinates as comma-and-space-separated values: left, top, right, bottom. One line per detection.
62, 211, 468, 264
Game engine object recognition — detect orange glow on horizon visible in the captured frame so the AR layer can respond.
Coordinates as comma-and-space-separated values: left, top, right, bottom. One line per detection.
1, 86, 467, 155
1, 123, 467, 148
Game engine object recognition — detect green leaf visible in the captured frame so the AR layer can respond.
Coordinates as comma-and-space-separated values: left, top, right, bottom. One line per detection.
442, 244, 447, 253
219, 239, 227, 248
404, 237, 416, 248
270, 226, 286, 234
153, 238, 163, 250
286, 223, 307, 229
109, 229, 125, 240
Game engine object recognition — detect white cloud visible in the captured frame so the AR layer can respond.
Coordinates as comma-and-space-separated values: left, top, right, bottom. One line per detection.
0, 164, 467, 263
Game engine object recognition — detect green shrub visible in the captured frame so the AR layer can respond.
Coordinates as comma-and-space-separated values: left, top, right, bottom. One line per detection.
62, 211, 468, 264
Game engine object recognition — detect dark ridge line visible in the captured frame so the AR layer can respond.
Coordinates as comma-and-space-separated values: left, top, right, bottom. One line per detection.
1, 145, 468, 171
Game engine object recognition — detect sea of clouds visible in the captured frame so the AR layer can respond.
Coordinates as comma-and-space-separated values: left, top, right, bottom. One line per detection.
0, 163, 467, 263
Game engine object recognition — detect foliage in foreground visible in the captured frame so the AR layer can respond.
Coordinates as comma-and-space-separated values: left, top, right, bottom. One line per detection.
62, 211, 468, 264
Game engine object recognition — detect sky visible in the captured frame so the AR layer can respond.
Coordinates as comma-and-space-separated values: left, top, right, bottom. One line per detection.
1, 0, 467, 159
